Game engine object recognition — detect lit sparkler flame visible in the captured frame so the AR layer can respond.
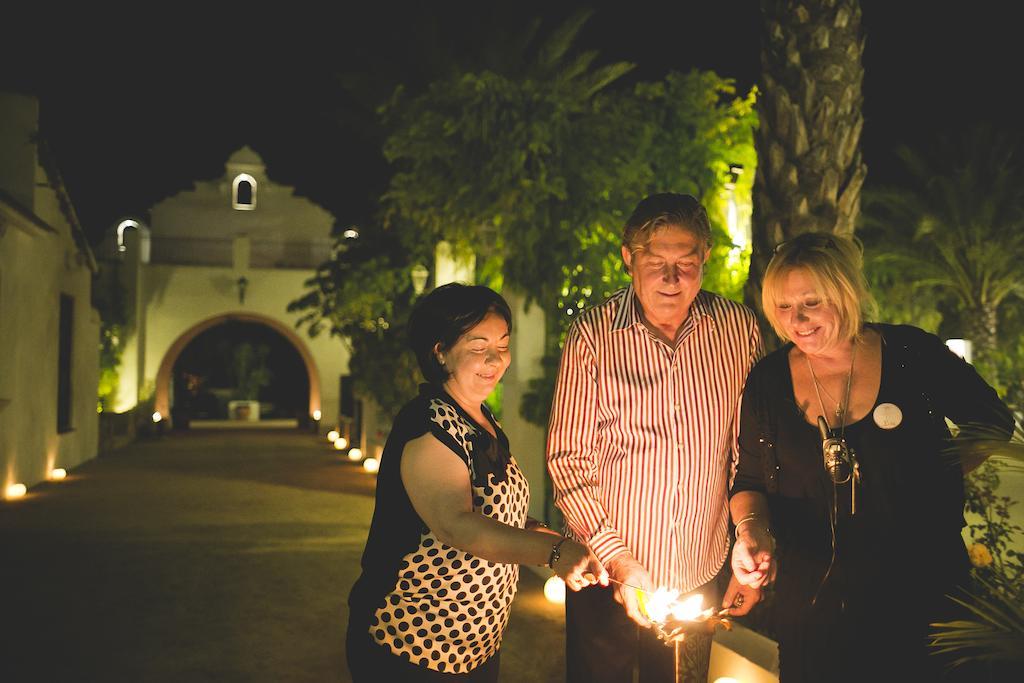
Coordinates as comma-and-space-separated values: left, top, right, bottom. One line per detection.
640, 588, 705, 625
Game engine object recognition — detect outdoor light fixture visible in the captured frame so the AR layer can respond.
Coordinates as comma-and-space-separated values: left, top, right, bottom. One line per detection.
362, 457, 380, 473
236, 276, 249, 305
724, 163, 744, 190
410, 264, 429, 295
5, 483, 27, 499
312, 410, 322, 421
49, 468, 67, 481
712, 678, 742, 683
343, 227, 359, 239
152, 411, 163, 423
116, 219, 142, 253
334, 438, 349, 451
543, 575, 566, 604
327, 430, 340, 443
945, 338, 973, 363
348, 447, 363, 462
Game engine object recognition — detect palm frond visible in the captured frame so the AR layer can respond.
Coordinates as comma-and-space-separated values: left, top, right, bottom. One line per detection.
930, 578, 1024, 666
946, 421, 1024, 472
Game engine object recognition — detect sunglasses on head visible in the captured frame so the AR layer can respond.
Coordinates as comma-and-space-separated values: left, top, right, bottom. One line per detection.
773, 233, 838, 254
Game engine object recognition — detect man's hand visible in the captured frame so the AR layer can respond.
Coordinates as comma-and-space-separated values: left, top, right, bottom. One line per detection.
721, 573, 761, 616
606, 553, 653, 628
730, 524, 775, 588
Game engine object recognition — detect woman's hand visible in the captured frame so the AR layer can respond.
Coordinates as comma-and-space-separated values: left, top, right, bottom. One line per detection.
721, 573, 761, 616
552, 539, 608, 592
731, 523, 775, 589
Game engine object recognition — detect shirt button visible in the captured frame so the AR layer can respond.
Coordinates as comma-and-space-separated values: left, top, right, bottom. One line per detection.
674, 403, 681, 411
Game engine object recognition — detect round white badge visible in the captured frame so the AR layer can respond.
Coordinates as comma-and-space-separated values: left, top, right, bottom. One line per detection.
873, 402, 903, 430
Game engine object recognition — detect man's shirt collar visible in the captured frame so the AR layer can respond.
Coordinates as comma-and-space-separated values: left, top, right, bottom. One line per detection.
611, 285, 716, 333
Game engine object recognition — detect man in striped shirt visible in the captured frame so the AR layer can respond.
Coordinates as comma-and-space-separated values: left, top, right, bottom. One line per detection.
547, 193, 763, 682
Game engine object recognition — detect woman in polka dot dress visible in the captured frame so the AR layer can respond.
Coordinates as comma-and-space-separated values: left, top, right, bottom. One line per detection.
347, 284, 607, 682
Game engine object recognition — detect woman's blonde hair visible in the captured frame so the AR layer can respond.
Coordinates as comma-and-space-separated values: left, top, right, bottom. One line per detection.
761, 232, 877, 348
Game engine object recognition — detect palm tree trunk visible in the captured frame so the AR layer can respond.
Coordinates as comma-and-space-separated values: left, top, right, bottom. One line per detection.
747, 0, 868, 347
964, 304, 1000, 382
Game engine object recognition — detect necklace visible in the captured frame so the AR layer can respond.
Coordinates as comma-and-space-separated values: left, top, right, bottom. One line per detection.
806, 344, 856, 427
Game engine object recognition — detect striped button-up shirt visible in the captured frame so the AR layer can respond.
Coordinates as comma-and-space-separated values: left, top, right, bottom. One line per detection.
547, 286, 762, 591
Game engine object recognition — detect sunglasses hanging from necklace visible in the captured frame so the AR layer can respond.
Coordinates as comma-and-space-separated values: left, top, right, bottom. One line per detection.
807, 348, 862, 514
808, 344, 863, 606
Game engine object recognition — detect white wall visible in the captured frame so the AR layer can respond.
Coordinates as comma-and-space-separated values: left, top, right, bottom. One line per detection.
0, 93, 99, 492
139, 263, 350, 422
500, 290, 549, 522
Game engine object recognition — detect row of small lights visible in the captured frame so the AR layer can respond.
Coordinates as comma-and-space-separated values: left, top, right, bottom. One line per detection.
5, 467, 69, 500
326, 429, 379, 473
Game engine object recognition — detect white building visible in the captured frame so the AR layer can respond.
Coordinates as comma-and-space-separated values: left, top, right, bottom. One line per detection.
0, 92, 100, 495
105, 146, 350, 433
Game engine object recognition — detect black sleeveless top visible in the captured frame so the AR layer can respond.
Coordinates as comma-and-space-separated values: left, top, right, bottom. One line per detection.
347, 384, 530, 674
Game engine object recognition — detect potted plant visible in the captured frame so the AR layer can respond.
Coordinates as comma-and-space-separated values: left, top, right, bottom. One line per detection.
227, 343, 271, 421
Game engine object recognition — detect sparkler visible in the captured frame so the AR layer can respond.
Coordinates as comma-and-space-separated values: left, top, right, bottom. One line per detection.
605, 577, 733, 682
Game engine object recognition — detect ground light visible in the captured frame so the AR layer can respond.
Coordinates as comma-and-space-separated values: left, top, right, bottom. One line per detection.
543, 575, 566, 604
327, 430, 340, 443
348, 447, 363, 462
49, 468, 67, 481
5, 483, 27, 499
312, 409, 322, 421
334, 438, 349, 451
712, 678, 742, 683
362, 457, 380, 473
152, 411, 163, 423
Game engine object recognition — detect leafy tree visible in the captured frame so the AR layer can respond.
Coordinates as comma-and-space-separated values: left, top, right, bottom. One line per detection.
861, 126, 1024, 385
748, 0, 867, 345
288, 224, 424, 421
293, 11, 757, 425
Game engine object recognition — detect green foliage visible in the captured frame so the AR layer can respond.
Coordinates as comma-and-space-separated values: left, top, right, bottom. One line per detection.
861, 126, 1024, 382
294, 11, 757, 426
230, 343, 272, 401
963, 459, 1024, 602
92, 262, 130, 412
927, 417, 1024, 668
930, 576, 1024, 667
289, 225, 426, 421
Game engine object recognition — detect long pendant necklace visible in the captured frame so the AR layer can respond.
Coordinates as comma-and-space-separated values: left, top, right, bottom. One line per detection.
807, 342, 861, 606
806, 342, 861, 513
806, 348, 855, 426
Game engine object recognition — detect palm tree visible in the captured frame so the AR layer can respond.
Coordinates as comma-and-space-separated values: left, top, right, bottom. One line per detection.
862, 126, 1024, 381
747, 0, 867, 344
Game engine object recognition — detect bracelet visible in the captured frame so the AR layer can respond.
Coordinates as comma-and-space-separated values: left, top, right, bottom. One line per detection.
734, 514, 769, 539
547, 536, 568, 569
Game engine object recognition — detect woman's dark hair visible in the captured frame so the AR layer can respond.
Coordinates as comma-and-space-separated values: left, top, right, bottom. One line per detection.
408, 283, 513, 384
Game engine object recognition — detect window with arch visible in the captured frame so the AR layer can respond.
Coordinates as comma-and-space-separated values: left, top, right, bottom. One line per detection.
232, 173, 257, 210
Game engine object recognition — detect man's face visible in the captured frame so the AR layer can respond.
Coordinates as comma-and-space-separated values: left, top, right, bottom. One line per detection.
622, 226, 709, 329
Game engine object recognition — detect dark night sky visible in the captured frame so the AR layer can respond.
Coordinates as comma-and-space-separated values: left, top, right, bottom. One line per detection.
2, 1, 1018, 246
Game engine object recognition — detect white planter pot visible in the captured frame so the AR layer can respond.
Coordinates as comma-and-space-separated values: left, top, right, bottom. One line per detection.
228, 400, 260, 421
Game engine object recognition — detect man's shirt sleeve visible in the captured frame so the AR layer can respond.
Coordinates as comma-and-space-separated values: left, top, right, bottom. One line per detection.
546, 321, 629, 567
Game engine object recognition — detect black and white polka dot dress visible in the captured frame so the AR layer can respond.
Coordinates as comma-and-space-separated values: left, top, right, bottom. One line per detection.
347, 384, 530, 676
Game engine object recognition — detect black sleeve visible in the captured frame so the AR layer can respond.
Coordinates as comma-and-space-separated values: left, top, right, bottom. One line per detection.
908, 326, 1015, 440
731, 363, 771, 496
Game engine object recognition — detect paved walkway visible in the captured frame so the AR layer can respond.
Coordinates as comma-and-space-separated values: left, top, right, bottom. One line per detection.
0, 428, 564, 682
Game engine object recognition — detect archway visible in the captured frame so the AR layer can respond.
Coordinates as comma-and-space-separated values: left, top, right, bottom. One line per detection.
155, 313, 320, 425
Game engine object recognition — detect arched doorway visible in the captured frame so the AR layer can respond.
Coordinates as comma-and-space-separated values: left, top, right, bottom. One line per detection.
155, 313, 321, 427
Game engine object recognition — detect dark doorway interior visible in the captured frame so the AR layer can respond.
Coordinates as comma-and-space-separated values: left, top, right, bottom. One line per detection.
172, 320, 309, 423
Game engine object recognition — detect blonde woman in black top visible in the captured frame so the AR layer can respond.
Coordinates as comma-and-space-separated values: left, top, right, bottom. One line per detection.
730, 233, 1013, 682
